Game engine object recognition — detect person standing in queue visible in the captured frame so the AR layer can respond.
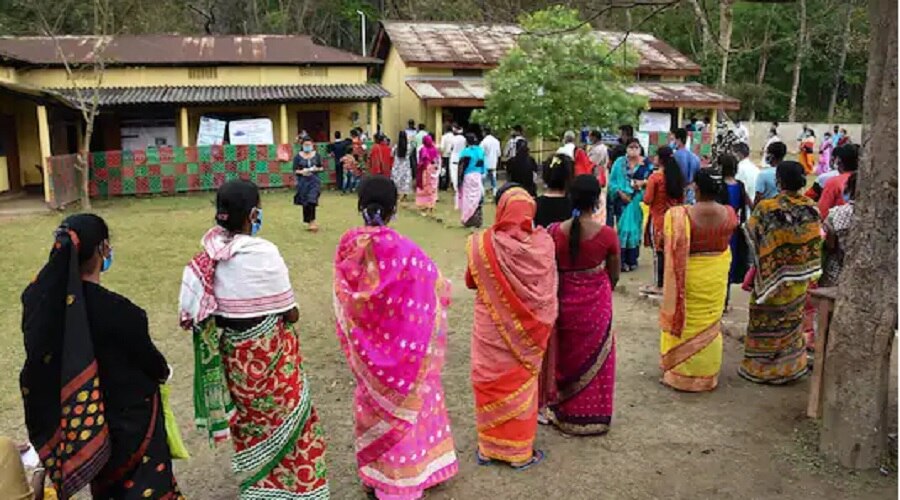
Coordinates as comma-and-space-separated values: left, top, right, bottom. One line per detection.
294, 135, 324, 232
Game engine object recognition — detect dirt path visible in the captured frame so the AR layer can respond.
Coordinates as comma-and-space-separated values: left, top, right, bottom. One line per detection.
0, 193, 893, 499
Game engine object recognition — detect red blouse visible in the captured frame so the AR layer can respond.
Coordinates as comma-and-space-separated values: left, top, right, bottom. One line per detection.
550, 223, 620, 271
644, 171, 684, 250
687, 206, 738, 254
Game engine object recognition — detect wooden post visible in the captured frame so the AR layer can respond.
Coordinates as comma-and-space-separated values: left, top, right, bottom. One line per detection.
807, 288, 837, 418
279, 104, 289, 144
709, 108, 718, 137
36, 105, 52, 203
676, 106, 684, 130
179, 107, 190, 146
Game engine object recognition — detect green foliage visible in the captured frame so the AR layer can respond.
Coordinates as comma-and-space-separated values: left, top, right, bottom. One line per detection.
473, 6, 647, 139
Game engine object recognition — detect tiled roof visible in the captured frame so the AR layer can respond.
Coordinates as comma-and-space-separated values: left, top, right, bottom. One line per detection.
376, 21, 700, 75
405, 77, 739, 110
0, 35, 380, 66
626, 81, 740, 110
51, 84, 390, 106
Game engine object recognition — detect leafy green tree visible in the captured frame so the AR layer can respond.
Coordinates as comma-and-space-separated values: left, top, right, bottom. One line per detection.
472, 6, 647, 138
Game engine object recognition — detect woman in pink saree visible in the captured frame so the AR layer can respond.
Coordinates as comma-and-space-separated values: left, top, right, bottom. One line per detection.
334, 176, 459, 499
547, 175, 621, 435
416, 135, 440, 216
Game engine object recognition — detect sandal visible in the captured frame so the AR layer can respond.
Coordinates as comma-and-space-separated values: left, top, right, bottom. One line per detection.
475, 450, 494, 466
510, 449, 545, 471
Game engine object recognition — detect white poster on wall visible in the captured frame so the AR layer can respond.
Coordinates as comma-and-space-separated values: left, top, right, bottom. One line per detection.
639, 111, 672, 133
197, 116, 227, 146
229, 118, 274, 145
635, 131, 650, 155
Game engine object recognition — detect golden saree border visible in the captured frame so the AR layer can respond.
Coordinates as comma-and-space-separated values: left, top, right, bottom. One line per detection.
660, 321, 721, 372
660, 206, 690, 337
661, 371, 718, 392
547, 412, 610, 436
558, 331, 615, 401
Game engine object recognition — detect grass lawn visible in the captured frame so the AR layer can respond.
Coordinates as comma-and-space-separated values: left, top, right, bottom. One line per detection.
0, 189, 895, 499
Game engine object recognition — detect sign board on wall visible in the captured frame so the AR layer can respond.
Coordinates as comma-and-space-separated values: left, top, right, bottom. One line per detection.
229, 118, 274, 145
639, 111, 672, 133
197, 116, 227, 146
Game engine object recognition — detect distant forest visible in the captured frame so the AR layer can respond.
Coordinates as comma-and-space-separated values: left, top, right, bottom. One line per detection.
0, 0, 869, 122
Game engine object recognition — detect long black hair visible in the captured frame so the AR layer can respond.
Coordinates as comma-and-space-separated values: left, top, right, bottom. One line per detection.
657, 146, 684, 200
542, 154, 574, 191
567, 175, 601, 260
358, 175, 398, 226
215, 179, 260, 233
396, 130, 408, 158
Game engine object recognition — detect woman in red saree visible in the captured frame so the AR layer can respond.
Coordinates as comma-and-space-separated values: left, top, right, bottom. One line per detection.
466, 185, 558, 469
548, 175, 620, 435
334, 176, 458, 499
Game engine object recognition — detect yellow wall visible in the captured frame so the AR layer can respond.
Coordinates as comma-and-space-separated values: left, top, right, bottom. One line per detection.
0, 94, 43, 186
379, 48, 452, 137
17, 65, 368, 89
0, 157, 9, 192
0, 66, 17, 84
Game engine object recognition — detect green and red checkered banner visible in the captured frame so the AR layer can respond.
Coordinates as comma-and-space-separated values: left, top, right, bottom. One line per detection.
47, 143, 351, 208
645, 131, 713, 159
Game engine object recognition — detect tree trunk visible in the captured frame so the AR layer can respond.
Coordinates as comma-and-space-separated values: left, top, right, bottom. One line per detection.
788, 0, 807, 122
687, 0, 713, 58
78, 117, 95, 210
827, 2, 854, 122
819, 0, 897, 470
750, 9, 773, 122
718, 0, 734, 87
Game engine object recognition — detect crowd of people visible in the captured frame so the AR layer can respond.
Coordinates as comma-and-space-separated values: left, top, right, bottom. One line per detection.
8, 114, 862, 500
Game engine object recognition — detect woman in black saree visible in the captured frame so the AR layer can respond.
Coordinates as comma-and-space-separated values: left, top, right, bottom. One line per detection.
20, 213, 183, 499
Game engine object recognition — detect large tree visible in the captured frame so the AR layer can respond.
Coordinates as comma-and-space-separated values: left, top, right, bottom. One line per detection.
819, 0, 896, 470
473, 6, 646, 139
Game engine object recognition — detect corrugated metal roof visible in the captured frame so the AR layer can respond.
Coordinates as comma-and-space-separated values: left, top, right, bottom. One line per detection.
0, 35, 380, 66
405, 77, 739, 110
378, 21, 700, 75
406, 77, 487, 101
51, 84, 390, 106
626, 81, 740, 110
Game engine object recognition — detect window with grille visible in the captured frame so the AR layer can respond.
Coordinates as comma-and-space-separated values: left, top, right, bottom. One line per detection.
188, 67, 218, 79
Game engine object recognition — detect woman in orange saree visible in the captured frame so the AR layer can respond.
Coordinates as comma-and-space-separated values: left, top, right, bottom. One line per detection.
466, 185, 558, 469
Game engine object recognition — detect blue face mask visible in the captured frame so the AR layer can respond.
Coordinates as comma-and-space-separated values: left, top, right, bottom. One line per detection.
251, 208, 263, 236
101, 248, 113, 272
842, 192, 851, 203
303, 145, 313, 153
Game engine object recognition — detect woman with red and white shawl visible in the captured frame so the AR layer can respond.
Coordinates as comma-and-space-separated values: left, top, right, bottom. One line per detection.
179, 180, 328, 499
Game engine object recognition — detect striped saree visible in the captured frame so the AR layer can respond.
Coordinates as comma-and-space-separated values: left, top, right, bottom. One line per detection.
659, 206, 729, 392
467, 187, 558, 462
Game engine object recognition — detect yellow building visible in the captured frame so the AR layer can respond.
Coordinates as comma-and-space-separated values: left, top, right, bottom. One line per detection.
0, 35, 387, 199
372, 21, 739, 145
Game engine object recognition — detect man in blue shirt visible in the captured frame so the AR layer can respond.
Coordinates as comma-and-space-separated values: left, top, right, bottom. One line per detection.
673, 128, 700, 204
754, 141, 787, 204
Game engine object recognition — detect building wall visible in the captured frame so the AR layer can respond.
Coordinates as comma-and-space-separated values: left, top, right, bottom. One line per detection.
379, 48, 453, 137
0, 66, 18, 84
16, 65, 369, 88
0, 94, 43, 186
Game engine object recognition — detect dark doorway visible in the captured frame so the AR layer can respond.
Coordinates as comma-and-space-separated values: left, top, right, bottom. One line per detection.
446, 108, 480, 131
0, 114, 21, 192
297, 111, 330, 143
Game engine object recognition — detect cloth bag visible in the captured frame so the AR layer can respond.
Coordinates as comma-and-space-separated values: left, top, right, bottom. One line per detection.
160, 384, 190, 459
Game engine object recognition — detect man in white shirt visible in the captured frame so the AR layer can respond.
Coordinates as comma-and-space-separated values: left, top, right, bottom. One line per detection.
439, 124, 455, 190
448, 126, 467, 193
734, 119, 750, 145
480, 126, 501, 196
733, 143, 759, 211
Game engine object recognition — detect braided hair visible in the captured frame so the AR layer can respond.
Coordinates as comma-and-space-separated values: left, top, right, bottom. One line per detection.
567, 174, 601, 260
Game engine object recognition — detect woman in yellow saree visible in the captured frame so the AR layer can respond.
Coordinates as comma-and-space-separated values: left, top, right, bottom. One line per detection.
466, 184, 558, 469
660, 170, 738, 392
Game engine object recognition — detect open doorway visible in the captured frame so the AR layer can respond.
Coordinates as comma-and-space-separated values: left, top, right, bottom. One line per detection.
297, 111, 330, 143
0, 114, 21, 193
